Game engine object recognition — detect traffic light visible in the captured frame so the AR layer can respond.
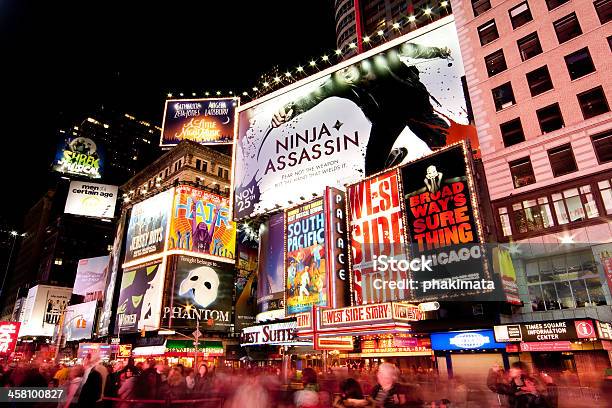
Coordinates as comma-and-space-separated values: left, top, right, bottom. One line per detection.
141, 327, 146, 337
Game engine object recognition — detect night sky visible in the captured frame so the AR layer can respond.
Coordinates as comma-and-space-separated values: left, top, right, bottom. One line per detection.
0, 0, 337, 227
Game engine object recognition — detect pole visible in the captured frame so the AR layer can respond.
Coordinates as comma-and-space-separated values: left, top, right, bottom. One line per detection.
194, 317, 199, 369
54, 309, 66, 364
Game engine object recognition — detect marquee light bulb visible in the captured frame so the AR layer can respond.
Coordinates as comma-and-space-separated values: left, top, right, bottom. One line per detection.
408, 15, 416, 22
363, 36, 370, 42
335, 49, 342, 55
393, 22, 400, 29
297, 66, 303, 72
263, 82, 269, 87
349, 42, 357, 49
322, 55, 329, 61
377, 30, 384, 36
424, 8, 432, 15
275, 76, 281, 81
309, 60, 316, 66
167, 93, 172, 97
441, 0, 448, 6
285, 72, 292, 77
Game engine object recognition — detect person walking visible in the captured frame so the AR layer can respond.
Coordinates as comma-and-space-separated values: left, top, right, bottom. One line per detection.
333, 378, 373, 407
77, 355, 103, 408
61, 365, 84, 408
370, 363, 408, 408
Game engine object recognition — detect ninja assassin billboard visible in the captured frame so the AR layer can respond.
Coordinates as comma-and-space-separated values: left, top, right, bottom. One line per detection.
234, 17, 477, 220
162, 255, 234, 331
115, 260, 166, 333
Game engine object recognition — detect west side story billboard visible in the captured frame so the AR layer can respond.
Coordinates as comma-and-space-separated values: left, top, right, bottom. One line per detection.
233, 17, 476, 220
160, 98, 238, 147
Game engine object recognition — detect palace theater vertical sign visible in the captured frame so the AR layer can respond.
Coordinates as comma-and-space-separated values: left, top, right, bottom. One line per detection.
347, 169, 409, 304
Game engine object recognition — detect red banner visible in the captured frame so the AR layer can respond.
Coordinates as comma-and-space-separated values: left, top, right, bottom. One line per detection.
0, 322, 20, 357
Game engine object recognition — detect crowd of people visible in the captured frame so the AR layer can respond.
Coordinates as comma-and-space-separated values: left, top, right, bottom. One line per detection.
0, 357, 609, 407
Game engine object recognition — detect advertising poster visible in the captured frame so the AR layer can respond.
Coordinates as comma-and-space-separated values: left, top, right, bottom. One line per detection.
234, 17, 476, 220
285, 198, 327, 315
64, 181, 118, 218
257, 213, 285, 314
492, 247, 520, 304
162, 255, 234, 331
73, 255, 110, 303
325, 187, 350, 309
52, 136, 105, 179
124, 189, 174, 264
401, 143, 491, 300
160, 98, 237, 147
167, 186, 235, 260
592, 243, 612, 293
19, 285, 72, 337
234, 228, 259, 331
115, 260, 165, 333
63, 301, 97, 341
98, 211, 126, 336
0, 322, 20, 356
347, 169, 409, 305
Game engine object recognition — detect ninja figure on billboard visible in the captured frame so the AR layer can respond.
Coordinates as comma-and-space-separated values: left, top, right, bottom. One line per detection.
190, 202, 221, 254
271, 41, 453, 175
179, 266, 220, 308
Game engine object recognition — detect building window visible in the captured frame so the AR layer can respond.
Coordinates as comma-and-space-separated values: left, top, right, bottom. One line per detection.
517, 32, 542, 61
501, 118, 526, 147
608, 35, 612, 51
594, 0, 612, 24
564, 48, 595, 80
592, 130, 612, 164
498, 207, 513, 237
492, 82, 516, 111
536, 103, 564, 134
509, 2, 533, 29
195, 159, 202, 170
485, 50, 507, 77
472, 0, 492, 16
511, 197, 555, 233
548, 144, 577, 177
527, 251, 606, 311
165, 168, 169, 177
545, 0, 569, 10
552, 185, 599, 224
478, 20, 499, 46
509, 157, 536, 188
526, 66, 553, 96
598, 178, 612, 214
554, 13, 582, 44
202, 161, 208, 173
577, 86, 610, 119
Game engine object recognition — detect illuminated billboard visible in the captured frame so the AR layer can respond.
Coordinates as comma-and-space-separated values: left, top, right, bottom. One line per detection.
52, 136, 105, 179
161, 255, 234, 331
167, 185, 235, 260
257, 213, 285, 315
233, 17, 476, 220
19, 285, 72, 337
63, 301, 97, 341
400, 142, 491, 300
73, 255, 110, 302
284, 198, 327, 315
115, 260, 166, 334
124, 189, 174, 264
347, 169, 409, 305
64, 181, 118, 218
160, 98, 237, 147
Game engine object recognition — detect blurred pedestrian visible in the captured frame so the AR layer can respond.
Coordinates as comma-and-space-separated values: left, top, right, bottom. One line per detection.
77, 354, 103, 408
333, 377, 373, 407
117, 366, 138, 408
61, 365, 85, 408
370, 363, 407, 408
294, 367, 321, 408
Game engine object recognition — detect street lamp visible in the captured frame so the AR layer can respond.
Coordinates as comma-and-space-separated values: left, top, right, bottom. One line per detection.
0, 231, 26, 299
185, 305, 201, 369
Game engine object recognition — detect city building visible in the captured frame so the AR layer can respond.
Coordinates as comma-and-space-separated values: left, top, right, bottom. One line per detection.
451, 0, 612, 384
334, 0, 452, 57
0, 109, 163, 321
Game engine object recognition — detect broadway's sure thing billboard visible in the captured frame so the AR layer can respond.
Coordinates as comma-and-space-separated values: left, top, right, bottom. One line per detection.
234, 17, 476, 219
160, 98, 237, 147
64, 181, 118, 218
73, 255, 110, 303
52, 136, 105, 179
167, 186, 235, 260
63, 301, 97, 341
285, 198, 327, 315
115, 260, 166, 333
348, 169, 409, 305
162, 255, 234, 331
401, 142, 491, 300
124, 189, 174, 264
